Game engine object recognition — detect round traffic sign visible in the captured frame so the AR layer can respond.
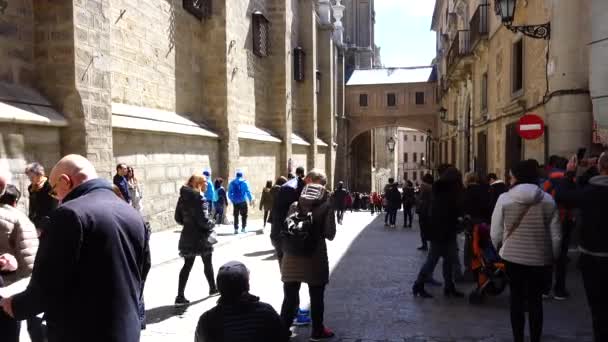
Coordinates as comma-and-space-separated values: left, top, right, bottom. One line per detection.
517, 114, 545, 140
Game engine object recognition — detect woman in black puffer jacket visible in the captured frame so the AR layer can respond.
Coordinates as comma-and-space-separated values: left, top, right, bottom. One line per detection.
174, 173, 217, 306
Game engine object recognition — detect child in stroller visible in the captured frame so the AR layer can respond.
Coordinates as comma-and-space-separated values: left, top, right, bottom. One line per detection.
469, 222, 508, 304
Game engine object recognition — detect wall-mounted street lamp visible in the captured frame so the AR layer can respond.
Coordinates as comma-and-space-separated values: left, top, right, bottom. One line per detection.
386, 136, 396, 152
439, 107, 458, 126
495, 0, 550, 39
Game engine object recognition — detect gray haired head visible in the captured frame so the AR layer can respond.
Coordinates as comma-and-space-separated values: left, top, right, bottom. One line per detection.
305, 169, 327, 185
25, 162, 45, 176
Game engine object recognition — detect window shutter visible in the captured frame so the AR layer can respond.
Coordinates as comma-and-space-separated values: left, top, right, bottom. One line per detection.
253, 11, 270, 57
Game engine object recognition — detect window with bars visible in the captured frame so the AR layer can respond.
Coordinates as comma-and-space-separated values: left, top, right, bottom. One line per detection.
183, 0, 211, 20
413, 153, 418, 162
252, 11, 270, 57
387, 93, 396, 107
404, 153, 408, 163
359, 94, 368, 107
294, 47, 305, 81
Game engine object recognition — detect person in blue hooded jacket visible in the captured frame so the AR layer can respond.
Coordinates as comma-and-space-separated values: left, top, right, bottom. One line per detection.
228, 171, 253, 234
202, 170, 217, 215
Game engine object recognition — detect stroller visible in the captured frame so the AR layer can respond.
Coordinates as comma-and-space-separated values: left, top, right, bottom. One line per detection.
468, 222, 508, 304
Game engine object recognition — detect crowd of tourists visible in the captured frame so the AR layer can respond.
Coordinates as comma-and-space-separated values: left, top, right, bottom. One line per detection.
0, 149, 607, 342
407, 152, 608, 342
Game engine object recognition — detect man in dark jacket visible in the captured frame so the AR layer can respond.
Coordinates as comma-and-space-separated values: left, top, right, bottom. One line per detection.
383, 178, 401, 228
487, 173, 508, 216
555, 153, 608, 341
332, 181, 348, 224
402, 181, 416, 228
270, 167, 306, 266
195, 261, 289, 342
0, 155, 146, 342
412, 167, 464, 298
113, 163, 131, 203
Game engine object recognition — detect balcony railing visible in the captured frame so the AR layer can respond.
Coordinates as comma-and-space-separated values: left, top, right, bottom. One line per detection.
470, 4, 489, 49
447, 30, 470, 71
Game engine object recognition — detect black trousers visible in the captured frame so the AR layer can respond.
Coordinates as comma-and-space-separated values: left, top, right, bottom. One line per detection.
385, 208, 397, 225
178, 254, 215, 296
580, 253, 608, 342
233, 202, 248, 229
214, 206, 225, 225
505, 261, 550, 342
336, 208, 345, 222
0, 309, 19, 342
280, 282, 326, 334
403, 205, 413, 226
263, 209, 271, 227
418, 214, 429, 246
416, 238, 458, 287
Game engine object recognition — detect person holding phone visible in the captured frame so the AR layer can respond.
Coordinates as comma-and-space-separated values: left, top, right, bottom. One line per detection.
555, 152, 608, 342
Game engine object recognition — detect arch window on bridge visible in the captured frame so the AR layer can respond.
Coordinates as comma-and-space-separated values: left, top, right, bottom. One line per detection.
415, 91, 425, 105
387, 93, 396, 107
359, 93, 368, 107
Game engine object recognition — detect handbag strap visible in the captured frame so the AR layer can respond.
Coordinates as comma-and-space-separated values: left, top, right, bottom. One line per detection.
504, 203, 534, 241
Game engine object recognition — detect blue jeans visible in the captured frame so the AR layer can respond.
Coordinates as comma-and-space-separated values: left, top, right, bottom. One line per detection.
416, 238, 458, 288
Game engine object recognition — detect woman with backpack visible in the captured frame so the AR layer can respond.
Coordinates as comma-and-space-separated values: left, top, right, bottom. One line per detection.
174, 173, 218, 306
491, 160, 561, 342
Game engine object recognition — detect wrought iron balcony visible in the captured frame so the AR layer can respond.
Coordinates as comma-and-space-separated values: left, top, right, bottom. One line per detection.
447, 30, 471, 72
470, 4, 489, 49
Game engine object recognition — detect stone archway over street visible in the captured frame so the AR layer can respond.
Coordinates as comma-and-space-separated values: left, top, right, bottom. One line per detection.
336, 67, 440, 191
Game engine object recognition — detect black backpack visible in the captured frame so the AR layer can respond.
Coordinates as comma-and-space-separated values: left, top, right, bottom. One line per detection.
282, 202, 321, 256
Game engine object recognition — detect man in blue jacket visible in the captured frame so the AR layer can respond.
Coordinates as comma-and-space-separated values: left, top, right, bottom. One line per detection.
228, 171, 253, 234
0, 155, 146, 342
202, 170, 217, 215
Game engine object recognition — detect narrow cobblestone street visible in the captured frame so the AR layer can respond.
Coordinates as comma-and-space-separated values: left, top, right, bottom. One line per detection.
130, 211, 592, 342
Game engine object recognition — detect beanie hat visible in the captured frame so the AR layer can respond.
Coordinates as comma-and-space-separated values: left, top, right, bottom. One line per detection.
217, 261, 249, 300
203, 170, 211, 177
511, 159, 539, 184
235, 171, 244, 178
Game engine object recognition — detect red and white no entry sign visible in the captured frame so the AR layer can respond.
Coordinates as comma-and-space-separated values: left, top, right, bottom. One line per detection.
517, 114, 545, 140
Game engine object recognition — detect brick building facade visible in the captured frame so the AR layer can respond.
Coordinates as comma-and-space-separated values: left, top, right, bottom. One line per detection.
0, 0, 350, 230
432, 0, 601, 180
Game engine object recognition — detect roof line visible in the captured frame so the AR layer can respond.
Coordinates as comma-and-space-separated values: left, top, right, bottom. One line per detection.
354, 66, 433, 70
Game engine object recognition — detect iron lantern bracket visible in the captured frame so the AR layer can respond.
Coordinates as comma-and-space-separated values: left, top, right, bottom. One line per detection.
504, 21, 550, 40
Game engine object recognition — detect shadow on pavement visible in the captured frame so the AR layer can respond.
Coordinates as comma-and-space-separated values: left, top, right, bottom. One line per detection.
145, 296, 216, 325
320, 212, 592, 341
244, 249, 275, 257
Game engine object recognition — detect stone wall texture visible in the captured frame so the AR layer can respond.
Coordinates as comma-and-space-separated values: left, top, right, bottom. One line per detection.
113, 130, 219, 231
1, 0, 343, 231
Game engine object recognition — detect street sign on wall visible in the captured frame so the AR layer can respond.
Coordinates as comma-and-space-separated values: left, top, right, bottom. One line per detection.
517, 114, 545, 140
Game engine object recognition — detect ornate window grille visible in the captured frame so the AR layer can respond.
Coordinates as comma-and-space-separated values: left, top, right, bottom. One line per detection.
252, 11, 270, 57
183, 0, 211, 20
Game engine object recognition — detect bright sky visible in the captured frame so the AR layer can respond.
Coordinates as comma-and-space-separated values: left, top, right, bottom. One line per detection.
374, 0, 437, 68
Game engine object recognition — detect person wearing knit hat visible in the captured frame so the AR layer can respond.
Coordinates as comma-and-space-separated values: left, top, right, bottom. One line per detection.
195, 261, 289, 342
